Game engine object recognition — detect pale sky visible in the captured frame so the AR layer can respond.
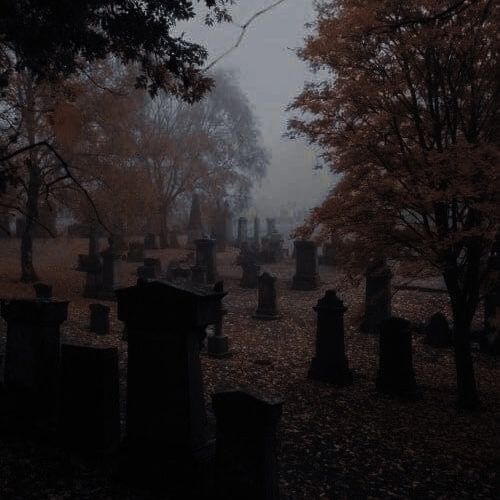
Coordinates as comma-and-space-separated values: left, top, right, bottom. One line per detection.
182, 0, 333, 218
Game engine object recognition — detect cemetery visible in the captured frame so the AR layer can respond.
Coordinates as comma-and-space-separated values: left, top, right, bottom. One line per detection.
0, 235, 497, 499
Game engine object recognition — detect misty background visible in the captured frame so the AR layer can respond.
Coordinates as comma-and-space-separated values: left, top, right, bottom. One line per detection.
182, 0, 333, 219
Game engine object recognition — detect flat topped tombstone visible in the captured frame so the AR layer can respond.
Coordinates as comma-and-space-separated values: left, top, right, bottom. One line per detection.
424, 312, 453, 347
0, 298, 68, 428
376, 317, 417, 399
212, 388, 283, 500
89, 303, 110, 335
116, 280, 226, 456
292, 240, 320, 290
60, 344, 120, 453
308, 290, 352, 385
34, 282, 53, 300
253, 272, 281, 320
361, 259, 392, 333
195, 238, 217, 284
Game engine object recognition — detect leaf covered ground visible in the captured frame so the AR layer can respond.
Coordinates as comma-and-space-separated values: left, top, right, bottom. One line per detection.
0, 238, 498, 499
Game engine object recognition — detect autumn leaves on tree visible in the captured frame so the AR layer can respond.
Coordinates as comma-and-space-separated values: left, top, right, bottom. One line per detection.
289, 0, 499, 409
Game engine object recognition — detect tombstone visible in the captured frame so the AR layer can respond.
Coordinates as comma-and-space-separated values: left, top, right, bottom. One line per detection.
253, 273, 281, 320
34, 282, 53, 300
292, 240, 320, 290
424, 313, 453, 347
98, 247, 124, 300
127, 242, 145, 263
266, 218, 276, 236
144, 232, 158, 250
191, 265, 207, 285
376, 317, 417, 398
360, 260, 392, 333
212, 389, 283, 500
308, 290, 353, 385
60, 345, 120, 452
89, 303, 110, 335
240, 261, 261, 289
187, 193, 204, 246
253, 217, 261, 249
237, 217, 248, 248
207, 282, 230, 358
1, 298, 68, 429
144, 258, 162, 277
116, 280, 226, 469
195, 238, 217, 284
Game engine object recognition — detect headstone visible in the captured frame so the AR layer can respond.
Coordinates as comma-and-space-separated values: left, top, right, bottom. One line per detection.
259, 232, 285, 264
308, 290, 352, 385
187, 193, 204, 245
360, 259, 392, 333
116, 280, 226, 463
212, 389, 283, 500
292, 240, 320, 290
144, 233, 158, 250
424, 313, 453, 347
98, 247, 124, 300
60, 345, 120, 452
1, 299, 68, 429
144, 258, 162, 277
237, 217, 248, 248
195, 238, 217, 284
240, 261, 261, 289
89, 303, 110, 335
34, 282, 53, 300
376, 317, 417, 398
191, 265, 207, 285
253, 273, 281, 320
207, 282, 230, 358
127, 242, 145, 263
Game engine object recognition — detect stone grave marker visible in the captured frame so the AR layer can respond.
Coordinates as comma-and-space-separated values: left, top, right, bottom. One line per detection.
253, 272, 281, 320
89, 303, 110, 335
195, 238, 217, 284
292, 240, 320, 290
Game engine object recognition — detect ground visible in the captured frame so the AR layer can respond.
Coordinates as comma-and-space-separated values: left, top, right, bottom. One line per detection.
0, 238, 498, 499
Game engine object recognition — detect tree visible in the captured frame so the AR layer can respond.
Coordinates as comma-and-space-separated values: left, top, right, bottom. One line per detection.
289, 0, 499, 409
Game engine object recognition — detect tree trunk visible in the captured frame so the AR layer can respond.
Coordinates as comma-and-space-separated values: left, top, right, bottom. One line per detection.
451, 303, 479, 410
21, 162, 40, 283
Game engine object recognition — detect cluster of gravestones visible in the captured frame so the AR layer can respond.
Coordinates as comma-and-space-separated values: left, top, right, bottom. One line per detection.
0, 280, 283, 498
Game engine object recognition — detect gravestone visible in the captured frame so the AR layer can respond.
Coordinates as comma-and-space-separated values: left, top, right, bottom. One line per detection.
144, 258, 162, 277
60, 345, 120, 453
144, 233, 158, 250
1, 298, 68, 429
361, 260, 392, 333
376, 317, 417, 398
89, 303, 110, 335
253, 273, 281, 320
116, 280, 226, 471
98, 244, 124, 300
207, 281, 230, 358
191, 265, 207, 285
424, 313, 453, 347
34, 282, 53, 300
240, 261, 261, 289
187, 193, 204, 246
127, 242, 145, 263
308, 290, 352, 385
212, 389, 283, 500
237, 217, 248, 248
195, 238, 217, 284
292, 240, 320, 290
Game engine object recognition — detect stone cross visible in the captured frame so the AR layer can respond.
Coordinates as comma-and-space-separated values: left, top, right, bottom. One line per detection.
292, 240, 320, 290
376, 317, 417, 398
212, 389, 283, 500
195, 238, 217, 284
253, 272, 281, 320
308, 290, 352, 385
60, 345, 120, 452
361, 259, 392, 333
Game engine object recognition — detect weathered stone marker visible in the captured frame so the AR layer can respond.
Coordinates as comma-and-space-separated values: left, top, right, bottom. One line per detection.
195, 238, 217, 284
34, 282, 53, 300
240, 261, 261, 289
253, 272, 280, 320
361, 260, 392, 333
116, 280, 226, 468
237, 217, 248, 247
424, 313, 453, 347
376, 317, 417, 398
89, 303, 110, 335
212, 389, 283, 500
99, 247, 123, 300
1, 299, 68, 428
308, 290, 352, 385
207, 281, 230, 358
292, 240, 320, 290
60, 345, 120, 452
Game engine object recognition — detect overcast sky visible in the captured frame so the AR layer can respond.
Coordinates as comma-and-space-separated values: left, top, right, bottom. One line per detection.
182, 0, 333, 218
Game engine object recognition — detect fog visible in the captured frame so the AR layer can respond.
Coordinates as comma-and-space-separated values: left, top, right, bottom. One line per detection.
182, 0, 333, 218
